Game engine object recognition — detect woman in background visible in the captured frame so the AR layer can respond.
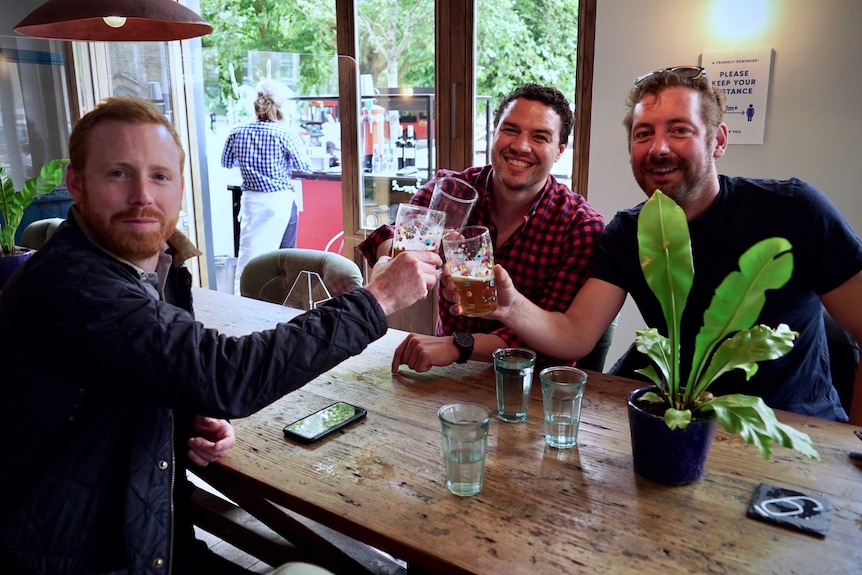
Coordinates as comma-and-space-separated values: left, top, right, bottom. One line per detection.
222, 78, 310, 294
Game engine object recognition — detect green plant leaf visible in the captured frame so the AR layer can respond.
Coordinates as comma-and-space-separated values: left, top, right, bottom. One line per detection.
699, 394, 819, 460
687, 237, 794, 396
637, 190, 693, 398
0, 167, 17, 251
634, 365, 664, 389
634, 327, 671, 389
637, 390, 665, 403
664, 407, 692, 430
0, 159, 67, 254
691, 324, 798, 399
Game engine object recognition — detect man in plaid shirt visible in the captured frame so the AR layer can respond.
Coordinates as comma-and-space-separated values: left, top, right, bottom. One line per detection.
358, 83, 604, 372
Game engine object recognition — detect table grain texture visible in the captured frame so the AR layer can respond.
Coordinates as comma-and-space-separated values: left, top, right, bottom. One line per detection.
192, 287, 862, 575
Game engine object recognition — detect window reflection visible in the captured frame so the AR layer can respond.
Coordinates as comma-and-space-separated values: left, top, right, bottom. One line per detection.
0, 36, 70, 184
0, 35, 71, 244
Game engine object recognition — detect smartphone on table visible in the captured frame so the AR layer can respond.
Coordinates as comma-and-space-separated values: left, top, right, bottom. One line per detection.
283, 402, 367, 444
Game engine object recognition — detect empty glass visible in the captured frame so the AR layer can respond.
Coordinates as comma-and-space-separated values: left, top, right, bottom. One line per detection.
429, 176, 478, 232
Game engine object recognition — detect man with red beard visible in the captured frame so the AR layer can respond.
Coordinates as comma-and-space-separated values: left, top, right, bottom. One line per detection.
358, 83, 605, 373
457, 66, 862, 425
0, 97, 440, 575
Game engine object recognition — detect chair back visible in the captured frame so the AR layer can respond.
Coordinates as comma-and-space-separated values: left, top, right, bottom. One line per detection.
824, 309, 859, 412
240, 248, 363, 309
20, 217, 65, 250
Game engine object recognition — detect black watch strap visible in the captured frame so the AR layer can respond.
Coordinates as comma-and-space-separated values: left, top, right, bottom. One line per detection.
453, 331, 474, 364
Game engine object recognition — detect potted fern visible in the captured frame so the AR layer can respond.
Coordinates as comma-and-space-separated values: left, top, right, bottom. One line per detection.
0, 159, 68, 288
627, 190, 819, 484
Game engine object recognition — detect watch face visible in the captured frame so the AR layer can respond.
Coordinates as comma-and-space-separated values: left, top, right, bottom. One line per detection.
453, 331, 474, 364
454, 331, 474, 347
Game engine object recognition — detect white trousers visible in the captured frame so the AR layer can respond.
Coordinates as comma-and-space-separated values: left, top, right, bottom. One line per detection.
234, 189, 295, 294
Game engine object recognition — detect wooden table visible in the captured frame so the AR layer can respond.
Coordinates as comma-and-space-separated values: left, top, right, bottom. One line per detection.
192, 288, 862, 575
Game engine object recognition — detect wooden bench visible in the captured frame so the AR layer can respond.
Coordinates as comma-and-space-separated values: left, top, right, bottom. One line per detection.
189, 471, 407, 575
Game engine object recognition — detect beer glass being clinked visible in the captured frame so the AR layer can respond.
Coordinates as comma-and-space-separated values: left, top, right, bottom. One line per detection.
442, 225, 497, 317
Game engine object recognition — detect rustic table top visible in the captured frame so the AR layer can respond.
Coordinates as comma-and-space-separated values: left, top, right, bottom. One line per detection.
192, 287, 862, 575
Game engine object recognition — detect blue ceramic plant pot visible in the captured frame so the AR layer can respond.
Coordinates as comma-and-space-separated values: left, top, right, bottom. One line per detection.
627, 385, 717, 485
0, 249, 34, 289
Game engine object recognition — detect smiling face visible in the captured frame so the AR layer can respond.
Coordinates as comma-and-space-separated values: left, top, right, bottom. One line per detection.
629, 86, 727, 216
490, 98, 565, 198
66, 120, 184, 270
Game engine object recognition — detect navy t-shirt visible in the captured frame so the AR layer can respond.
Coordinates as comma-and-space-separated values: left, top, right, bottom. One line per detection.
594, 176, 862, 421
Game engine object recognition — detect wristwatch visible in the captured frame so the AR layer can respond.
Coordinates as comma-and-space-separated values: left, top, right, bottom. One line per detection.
453, 331, 474, 364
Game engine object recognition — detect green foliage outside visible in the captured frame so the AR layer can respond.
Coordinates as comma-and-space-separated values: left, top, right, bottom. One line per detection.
200, 0, 580, 115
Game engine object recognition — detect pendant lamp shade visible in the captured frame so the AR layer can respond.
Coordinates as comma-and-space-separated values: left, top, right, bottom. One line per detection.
14, 0, 213, 42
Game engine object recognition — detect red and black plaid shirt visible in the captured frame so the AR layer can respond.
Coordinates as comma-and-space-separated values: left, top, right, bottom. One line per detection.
358, 166, 604, 365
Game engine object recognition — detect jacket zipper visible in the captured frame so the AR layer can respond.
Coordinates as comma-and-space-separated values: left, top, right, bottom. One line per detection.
167, 409, 176, 575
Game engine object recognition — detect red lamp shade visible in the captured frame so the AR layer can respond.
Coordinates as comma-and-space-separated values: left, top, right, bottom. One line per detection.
14, 0, 213, 42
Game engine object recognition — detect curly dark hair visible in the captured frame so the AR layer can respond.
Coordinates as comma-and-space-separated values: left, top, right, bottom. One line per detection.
492, 83, 573, 145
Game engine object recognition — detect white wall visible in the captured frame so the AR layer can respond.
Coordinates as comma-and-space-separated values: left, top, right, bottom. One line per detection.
588, 0, 862, 366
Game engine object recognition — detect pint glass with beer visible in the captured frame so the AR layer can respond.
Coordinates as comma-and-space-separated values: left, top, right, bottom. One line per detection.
443, 225, 497, 317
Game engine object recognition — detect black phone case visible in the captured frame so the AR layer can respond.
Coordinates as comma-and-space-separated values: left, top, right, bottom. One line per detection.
283, 402, 367, 444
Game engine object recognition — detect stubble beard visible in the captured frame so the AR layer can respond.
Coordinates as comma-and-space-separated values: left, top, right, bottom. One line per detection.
492, 154, 545, 196
637, 152, 713, 211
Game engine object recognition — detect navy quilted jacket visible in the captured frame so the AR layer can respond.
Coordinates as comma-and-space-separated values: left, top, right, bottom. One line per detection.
0, 215, 386, 574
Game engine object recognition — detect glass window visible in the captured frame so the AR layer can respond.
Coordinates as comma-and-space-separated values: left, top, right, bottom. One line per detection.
0, 34, 72, 243
201, 50, 346, 267
0, 37, 71, 180
475, 0, 580, 188
356, 0, 436, 232
42, 1, 592, 291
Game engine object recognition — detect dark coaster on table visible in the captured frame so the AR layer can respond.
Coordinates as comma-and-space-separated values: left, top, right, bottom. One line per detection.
747, 483, 833, 537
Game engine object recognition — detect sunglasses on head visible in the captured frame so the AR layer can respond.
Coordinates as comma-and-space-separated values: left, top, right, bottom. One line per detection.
634, 66, 707, 86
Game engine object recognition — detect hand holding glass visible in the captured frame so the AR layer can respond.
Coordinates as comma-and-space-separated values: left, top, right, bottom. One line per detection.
429, 176, 478, 232
391, 203, 447, 255
442, 225, 497, 317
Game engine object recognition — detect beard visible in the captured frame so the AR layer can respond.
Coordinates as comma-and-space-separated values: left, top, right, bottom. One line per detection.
81, 202, 177, 262
635, 152, 713, 210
